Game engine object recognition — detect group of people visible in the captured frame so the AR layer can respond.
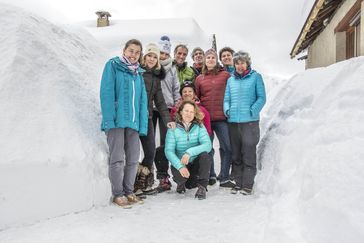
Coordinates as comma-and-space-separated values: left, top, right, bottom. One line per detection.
99, 36, 266, 208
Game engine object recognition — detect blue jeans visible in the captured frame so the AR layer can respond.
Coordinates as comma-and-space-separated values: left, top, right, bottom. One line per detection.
211, 121, 232, 182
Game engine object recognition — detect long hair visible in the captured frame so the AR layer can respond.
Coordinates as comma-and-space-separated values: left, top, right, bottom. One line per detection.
175, 100, 204, 125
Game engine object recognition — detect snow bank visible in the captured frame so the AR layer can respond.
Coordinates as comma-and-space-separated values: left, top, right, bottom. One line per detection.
0, 4, 110, 229
256, 57, 364, 243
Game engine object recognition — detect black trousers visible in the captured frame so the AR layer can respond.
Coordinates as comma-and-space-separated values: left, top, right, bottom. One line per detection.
153, 110, 170, 179
171, 152, 212, 188
229, 121, 260, 189
140, 119, 155, 170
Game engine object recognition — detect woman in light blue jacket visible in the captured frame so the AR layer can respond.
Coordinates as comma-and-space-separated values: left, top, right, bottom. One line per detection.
223, 51, 266, 196
100, 39, 148, 208
165, 100, 212, 200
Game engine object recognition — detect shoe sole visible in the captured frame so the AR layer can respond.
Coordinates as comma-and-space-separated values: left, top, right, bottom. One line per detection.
112, 202, 132, 209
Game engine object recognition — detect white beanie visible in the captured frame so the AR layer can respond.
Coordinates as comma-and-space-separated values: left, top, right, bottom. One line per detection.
143, 43, 161, 68
158, 35, 172, 54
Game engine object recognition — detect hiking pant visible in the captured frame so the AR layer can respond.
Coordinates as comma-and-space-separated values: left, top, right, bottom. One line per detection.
228, 121, 260, 189
140, 119, 155, 170
171, 152, 212, 188
106, 128, 140, 197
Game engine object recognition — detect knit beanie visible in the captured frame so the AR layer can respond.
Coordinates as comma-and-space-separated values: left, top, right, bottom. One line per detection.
143, 43, 161, 68
158, 35, 172, 54
179, 80, 195, 96
233, 51, 251, 66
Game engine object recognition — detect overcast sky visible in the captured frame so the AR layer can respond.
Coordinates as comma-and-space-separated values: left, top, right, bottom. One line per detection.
2, 0, 314, 78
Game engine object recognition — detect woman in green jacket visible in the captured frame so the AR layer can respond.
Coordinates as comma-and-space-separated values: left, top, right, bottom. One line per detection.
165, 101, 212, 200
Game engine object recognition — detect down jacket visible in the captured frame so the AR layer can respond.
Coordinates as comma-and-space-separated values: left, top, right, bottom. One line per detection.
223, 70, 266, 123
165, 122, 212, 170
100, 57, 148, 136
195, 70, 230, 121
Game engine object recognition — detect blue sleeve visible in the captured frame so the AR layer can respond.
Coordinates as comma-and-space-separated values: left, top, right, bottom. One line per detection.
100, 60, 116, 131
139, 75, 149, 136
165, 129, 184, 170
250, 73, 266, 116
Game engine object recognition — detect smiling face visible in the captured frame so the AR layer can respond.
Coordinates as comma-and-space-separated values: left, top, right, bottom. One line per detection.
144, 53, 158, 69
182, 87, 195, 101
193, 51, 204, 64
221, 51, 233, 66
123, 44, 141, 64
234, 60, 248, 74
180, 103, 195, 124
174, 46, 188, 65
205, 54, 217, 70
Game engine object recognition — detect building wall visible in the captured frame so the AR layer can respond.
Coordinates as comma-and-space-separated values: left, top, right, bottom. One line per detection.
307, 0, 360, 68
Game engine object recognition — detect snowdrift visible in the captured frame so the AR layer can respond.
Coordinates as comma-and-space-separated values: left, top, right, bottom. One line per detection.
256, 57, 364, 242
0, 4, 110, 229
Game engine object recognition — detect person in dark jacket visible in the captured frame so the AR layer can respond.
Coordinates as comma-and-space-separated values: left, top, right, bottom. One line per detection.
135, 43, 175, 197
165, 100, 212, 200
224, 51, 266, 195
100, 39, 148, 208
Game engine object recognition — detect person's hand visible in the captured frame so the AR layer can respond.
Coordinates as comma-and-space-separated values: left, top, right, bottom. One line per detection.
179, 167, 190, 178
166, 122, 176, 129
180, 153, 190, 165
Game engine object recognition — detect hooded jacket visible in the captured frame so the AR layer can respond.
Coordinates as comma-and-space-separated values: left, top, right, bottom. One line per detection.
142, 66, 171, 124
100, 57, 148, 136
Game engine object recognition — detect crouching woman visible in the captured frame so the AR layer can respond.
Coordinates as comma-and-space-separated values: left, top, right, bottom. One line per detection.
165, 100, 212, 200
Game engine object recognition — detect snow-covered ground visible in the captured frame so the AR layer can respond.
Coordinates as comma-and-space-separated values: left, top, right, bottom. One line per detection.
1, 3, 364, 243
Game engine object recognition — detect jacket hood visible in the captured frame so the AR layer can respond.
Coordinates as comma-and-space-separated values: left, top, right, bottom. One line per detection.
143, 65, 166, 80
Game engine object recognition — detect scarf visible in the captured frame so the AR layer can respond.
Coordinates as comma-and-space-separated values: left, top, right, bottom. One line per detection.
160, 57, 172, 72
119, 55, 140, 74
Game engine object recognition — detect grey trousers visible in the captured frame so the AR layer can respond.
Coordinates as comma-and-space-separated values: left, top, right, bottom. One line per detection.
106, 128, 140, 197
228, 121, 260, 189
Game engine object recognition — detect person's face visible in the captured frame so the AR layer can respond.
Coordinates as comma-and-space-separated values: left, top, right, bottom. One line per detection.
221, 51, 233, 66
145, 53, 158, 69
180, 103, 195, 124
160, 51, 170, 61
205, 54, 217, 70
123, 44, 141, 64
182, 87, 195, 101
193, 50, 204, 64
234, 60, 248, 74
174, 47, 188, 65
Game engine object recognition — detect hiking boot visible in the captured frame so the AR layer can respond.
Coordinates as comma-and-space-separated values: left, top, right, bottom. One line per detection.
156, 178, 172, 193
219, 180, 236, 188
134, 189, 147, 199
240, 188, 253, 195
231, 186, 242, 194
143, 186, 158, 195
112, 196, 132, 209
127, 193, 144, 205
208, 177, 217, 186
176, 183, 186, 194
195, 185, 206, 200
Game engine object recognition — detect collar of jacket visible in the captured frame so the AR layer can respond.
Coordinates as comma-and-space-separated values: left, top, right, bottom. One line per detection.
233, 68, 253, 79
111, 56, 145, 74
176, 120, 198, 132
173, 60, 187, 71
142, 65, 166, 79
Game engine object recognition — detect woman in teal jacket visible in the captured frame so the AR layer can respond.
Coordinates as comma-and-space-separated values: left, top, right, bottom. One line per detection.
223, 51, 266, 196
165, 100, 212, 200
100, 39, 148, 208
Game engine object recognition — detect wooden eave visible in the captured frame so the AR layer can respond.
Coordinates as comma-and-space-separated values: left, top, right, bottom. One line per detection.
290, 0, 343, 58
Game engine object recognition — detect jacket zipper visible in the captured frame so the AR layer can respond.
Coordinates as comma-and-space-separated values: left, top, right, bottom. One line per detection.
132, 80, 136, 122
